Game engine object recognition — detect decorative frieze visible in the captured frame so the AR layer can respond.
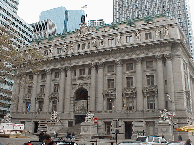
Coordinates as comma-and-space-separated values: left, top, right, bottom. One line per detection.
142, 85, 158, 97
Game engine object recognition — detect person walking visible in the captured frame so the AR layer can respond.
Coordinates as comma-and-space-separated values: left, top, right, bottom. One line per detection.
72, 132, 75, 139
178, 135, 182, 141
43, 134, 57, 145
39, 130, 44, 142
185, 139, 191, 145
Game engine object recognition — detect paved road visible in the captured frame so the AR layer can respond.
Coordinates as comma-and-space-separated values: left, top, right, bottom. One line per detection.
0, 135, 39, 145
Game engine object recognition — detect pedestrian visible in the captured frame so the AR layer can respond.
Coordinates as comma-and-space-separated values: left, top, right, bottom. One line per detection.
72, 132, 75, 139
162, 134, 164, 139
66, 132, 69, 139
185, 139, 191, 145
43, 134, 57, 145
178, 135, 182, 141
69, 132, 72, 139
39, 130, 44, 142
54, 131, 56, 138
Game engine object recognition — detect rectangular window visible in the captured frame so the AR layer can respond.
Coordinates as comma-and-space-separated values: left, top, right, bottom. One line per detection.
40, 85, 45, 94
55, 72, 59, 78
54, 84, 59, 92
126, 77, 133, 88
108, 38, 114, 46
52, 100, 57, 111
108, 79, 114, 89
27, 86, 32, 94
145, 32, 152, 40
147, 75, 154, 86
126, 36, 132, 43
74, 70, 76, 76
126, 63, 133, 71
126, 97, 134, 110
41, 73, 46, 80
105, 122, 111, 135
57, 48, 62, 54
77, 44, 80, 50
82, 43, 85, 50
29, 75, 33, 81
107, 98, 113, 110
147, 96, 155, 109
38, 101, 43, 112
79, 69, 85, 76
88, 68, 91, 75
146, 61, 153, 69
88, 42, 90, 49
107, 65, 114, 73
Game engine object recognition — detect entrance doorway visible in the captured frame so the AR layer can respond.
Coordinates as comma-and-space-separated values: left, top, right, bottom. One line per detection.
74, 87, 88, 124
125, 122, 133, 139
34, 121, 38, 133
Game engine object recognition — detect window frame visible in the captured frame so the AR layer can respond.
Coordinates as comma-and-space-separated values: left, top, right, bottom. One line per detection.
107, 79, 114, 89
146, 75, 154, 86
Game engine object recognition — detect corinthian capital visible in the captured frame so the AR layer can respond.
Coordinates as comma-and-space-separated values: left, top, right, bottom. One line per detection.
155, 54, 163, 60
135, 57, 142, 63
97, 61, 104, 69
65, 66, 72, 71
115, 59, 123, 66
89, 62, 96, 69
164, 53, 172, 60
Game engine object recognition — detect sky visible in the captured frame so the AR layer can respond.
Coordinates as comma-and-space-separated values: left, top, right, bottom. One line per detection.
17, 0, 194, 30
17, 0, 113, 24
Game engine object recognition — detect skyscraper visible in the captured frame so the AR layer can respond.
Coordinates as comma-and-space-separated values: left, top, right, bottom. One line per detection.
113, 0, 194, 57
0, 0, 33, 48
39, 6, 85, 34
0, 0, 33, 116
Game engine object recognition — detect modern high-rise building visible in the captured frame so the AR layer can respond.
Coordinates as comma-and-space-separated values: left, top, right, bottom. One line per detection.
0, 0, 33, 48
88, 19, 105, 27
31, 19, 57, 39
39, 6, 85, 34
113, 0, 194, 57
0, 0, 33, 116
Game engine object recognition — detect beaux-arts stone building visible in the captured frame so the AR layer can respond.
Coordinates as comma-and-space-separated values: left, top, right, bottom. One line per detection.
10, 17, 194, 140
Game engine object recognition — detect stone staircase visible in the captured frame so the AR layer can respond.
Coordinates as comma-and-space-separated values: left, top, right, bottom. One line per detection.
57, 123, 82, 138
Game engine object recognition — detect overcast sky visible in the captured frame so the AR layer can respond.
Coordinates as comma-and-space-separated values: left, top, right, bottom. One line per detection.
17, 0, 194, 31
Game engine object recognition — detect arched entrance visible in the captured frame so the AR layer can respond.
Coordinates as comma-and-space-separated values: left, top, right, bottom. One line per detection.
74, 87, 88, 124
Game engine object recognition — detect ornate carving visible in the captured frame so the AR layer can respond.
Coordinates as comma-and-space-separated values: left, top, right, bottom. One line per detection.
36, 93, 45, 102
49, 92, 59, 101
92, 38, 97, 48
89, 62, 96, 69
155, 54, 163, 60
123, 87, 137, 97
115, 59, 123, 66
142, 85, 158, 97
135, 57, 142, 63
155, 28, 161, 37
135, 31, 141, 40
103, 88, 116, 95
117, 35, 121, 43
164, 27, 169, 36
46, 69, 51, 75
66, 66, 72, 71
23, 94, 31, 103
72, 83, 90, 91
97, 61, 104, 69
164, 53, 172, 60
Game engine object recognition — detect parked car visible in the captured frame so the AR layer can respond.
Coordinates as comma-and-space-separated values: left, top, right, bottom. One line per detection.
136, 136, 168, 145
167, 141, 186, 145
118, 140, 142, 145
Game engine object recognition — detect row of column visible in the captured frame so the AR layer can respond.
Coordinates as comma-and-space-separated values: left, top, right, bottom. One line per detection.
96, 54, 175, 112
13, 54, 175, 113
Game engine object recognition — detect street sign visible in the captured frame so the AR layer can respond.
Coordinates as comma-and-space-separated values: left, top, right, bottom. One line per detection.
94, 118, 98, 124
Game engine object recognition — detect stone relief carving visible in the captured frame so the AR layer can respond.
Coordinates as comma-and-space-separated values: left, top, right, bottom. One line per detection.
164, 27, 169, 36
142, 85, 158, 97
92, 38, 97, 48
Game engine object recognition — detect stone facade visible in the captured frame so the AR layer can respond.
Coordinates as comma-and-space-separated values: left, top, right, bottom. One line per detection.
10, 17, 194, 141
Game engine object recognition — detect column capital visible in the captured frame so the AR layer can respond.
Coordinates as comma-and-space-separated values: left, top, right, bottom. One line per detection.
164, 53, 172, 60
115, 59, 123, 66
46, 69, 52, 75
97, 61, 104, 69
59, 67, 65, 72
66, 66, 73, 71
155, 54, 163, 60
135, 57, 142, 63
89, 62, 96, 69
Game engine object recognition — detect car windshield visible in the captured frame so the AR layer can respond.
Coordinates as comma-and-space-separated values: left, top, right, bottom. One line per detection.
136, 137, 147, 142
148, 136, 154, 142
118, 143, 141, 145
167, 143, 182, 145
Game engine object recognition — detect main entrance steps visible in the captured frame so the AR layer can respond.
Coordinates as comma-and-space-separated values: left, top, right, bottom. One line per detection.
57, 123, 82, 138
